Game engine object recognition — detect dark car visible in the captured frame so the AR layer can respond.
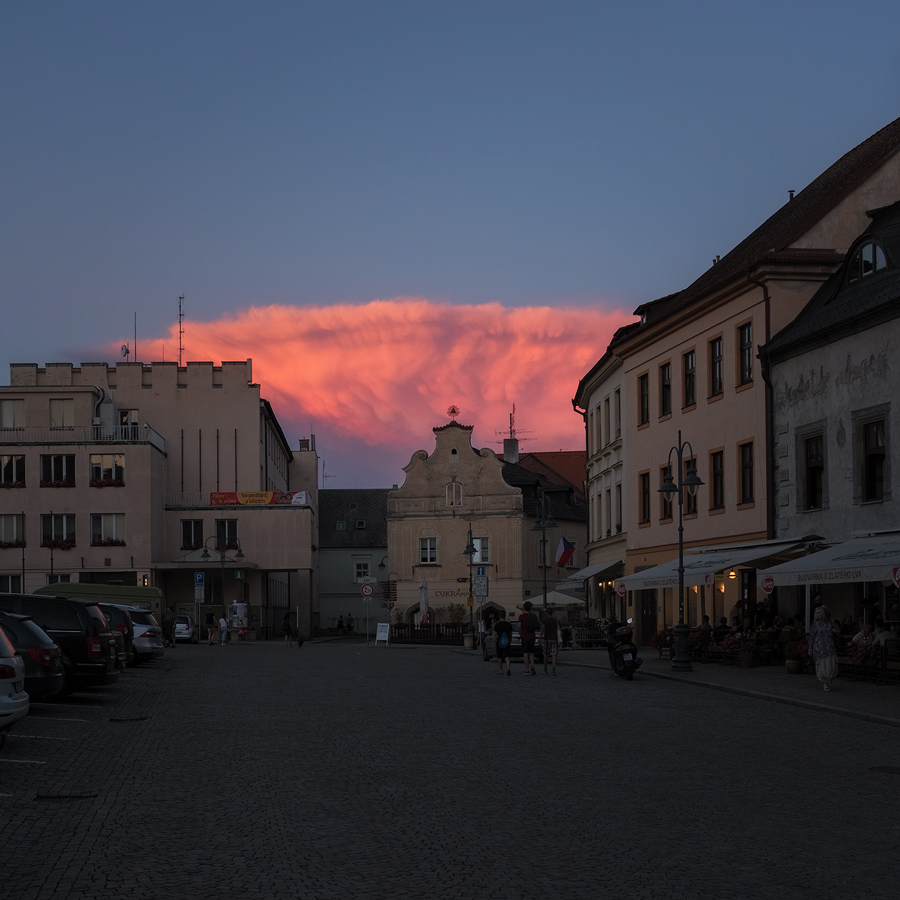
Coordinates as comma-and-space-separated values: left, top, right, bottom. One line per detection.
0, 611, 66, 701
0, 594, 119, 692
97, 603, 134, 670
112, 606, 164, 664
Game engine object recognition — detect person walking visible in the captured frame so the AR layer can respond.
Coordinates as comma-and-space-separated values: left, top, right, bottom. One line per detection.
163, 607, 176, 648
218, 615, 228, 646
205, 611, 217, 646
282, 612, 293, 648
541, 609, 560, 674
808, 604, 839, 692
337, 615, 344, 635
518, 601, 540, 676
494, 611, 513, 676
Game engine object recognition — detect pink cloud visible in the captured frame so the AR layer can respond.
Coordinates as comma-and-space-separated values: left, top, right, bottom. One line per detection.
132, 298, 633, 481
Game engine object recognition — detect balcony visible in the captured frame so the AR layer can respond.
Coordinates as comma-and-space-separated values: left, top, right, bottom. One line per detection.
0, 424, 165, 452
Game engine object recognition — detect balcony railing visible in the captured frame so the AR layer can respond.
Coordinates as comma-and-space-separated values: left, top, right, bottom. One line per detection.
0, 424, 165, 452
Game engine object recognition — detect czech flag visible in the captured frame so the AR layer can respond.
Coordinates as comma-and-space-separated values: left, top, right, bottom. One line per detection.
555, 537, 575, 567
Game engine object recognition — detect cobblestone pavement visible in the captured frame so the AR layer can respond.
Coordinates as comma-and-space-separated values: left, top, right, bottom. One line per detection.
2, 640, 898, 900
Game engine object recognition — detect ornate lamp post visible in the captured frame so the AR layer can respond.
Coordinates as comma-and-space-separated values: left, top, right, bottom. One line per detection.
201, 535, 244, 616
463, 524, 475, 631
658, 430, 703, 671
530, 486, 557, 613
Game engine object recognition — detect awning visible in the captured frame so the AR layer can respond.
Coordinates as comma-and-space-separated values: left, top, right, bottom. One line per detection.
758, 533, 900, 586
616, 540, 803, 592
517, 591, 585, 610
555, 559, 624, 596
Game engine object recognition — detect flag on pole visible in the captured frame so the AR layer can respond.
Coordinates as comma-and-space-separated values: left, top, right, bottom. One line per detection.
555, 537, 575, 567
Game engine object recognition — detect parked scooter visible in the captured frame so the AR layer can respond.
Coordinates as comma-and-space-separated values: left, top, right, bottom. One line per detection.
605, 617, 643, 680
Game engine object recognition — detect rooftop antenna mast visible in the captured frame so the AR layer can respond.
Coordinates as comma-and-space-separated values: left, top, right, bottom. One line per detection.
492, 403, 532, 445
178, 295, 185, 366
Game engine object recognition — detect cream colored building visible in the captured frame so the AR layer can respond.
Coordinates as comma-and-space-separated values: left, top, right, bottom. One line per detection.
386, 422, 587, 623
586, 117, 900, 641
0, 360, 318, 638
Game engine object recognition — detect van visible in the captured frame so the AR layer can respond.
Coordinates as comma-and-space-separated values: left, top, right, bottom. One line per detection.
0, 594, 119, 692
33, 583, 165, 623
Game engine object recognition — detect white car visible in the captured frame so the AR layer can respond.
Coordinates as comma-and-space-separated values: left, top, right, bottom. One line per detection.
175, 615, 199, 644
0, 621, 30, 747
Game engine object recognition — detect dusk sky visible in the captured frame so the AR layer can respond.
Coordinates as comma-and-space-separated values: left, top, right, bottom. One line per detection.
2, 2, 898, 487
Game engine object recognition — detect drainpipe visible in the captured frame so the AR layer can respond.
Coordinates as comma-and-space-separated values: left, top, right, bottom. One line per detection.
749, 274, 775, 540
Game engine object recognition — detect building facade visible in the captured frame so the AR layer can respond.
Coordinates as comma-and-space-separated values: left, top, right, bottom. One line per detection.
0, 360, 318, 638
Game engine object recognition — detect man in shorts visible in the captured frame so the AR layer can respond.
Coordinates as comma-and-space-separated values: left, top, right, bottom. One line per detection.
494, 611, 513, 676
542, 608, 560, 674
518, 601, 539, 676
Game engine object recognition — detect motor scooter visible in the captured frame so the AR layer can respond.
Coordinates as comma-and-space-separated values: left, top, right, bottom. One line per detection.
605, 617, 643, 680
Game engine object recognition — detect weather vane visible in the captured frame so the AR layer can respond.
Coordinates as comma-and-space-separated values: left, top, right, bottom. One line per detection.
447, 405, 460, 420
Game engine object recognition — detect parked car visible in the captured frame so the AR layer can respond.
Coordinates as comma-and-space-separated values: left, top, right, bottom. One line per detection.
0, 594, 119, 692
97, 603, 134, 670
0, 611, 66, 701
174, 615, 199, 644
117, 607, 165, 664
0, 620, 29, 746
481, 621, 544, 664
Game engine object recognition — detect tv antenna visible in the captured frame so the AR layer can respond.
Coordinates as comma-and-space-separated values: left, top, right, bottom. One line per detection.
321, 460, 336, 489
178, 295, 185, 366
492, 404, 531, 444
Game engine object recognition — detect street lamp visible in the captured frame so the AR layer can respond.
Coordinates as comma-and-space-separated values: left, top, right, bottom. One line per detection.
463, 525, 476, 631
530, 486, 558, 613
201, 535, 244, 616
658, 430, 703, 671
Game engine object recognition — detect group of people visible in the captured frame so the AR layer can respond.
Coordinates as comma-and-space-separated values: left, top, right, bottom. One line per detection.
488, 601, 561, 677
336, 614, 354, 634
204, 610, 229, 646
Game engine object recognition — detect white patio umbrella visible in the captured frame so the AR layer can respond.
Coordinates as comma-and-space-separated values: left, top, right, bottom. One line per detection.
419, 577, 430, 622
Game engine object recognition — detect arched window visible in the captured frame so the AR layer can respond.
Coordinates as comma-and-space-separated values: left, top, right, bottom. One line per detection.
446, 482, 463, 506
848, 240, 889, 284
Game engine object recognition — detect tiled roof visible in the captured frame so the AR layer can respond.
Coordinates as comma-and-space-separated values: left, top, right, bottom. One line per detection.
763, 200, 900, 359
502, 461, 587, 523
518, 451, 586, 501
318, 489, 390, 549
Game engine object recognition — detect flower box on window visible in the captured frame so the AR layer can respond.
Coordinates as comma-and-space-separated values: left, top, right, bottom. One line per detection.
91, 538, 126, 547
40, 480, 74, 488
181, 544, 202, 551
42, 539, 75, 550
0, 540, 25, 550
0, 481, 25, 489
89, 479, 125, 488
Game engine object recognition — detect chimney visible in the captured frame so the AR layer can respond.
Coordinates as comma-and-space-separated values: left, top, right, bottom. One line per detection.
503, 438, 519, 463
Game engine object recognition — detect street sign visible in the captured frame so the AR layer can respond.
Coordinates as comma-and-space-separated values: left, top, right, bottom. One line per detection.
473, 575, 488, 597
616, 581, 626, 597
466, 595, 474, 607
476, 566, 485, 577
194, 572, 205, 586
194, 586, 204, 601
360, 583, 375, 598
761, 575, 775, 595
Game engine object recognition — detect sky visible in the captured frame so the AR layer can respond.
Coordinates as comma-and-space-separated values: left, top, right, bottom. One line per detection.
2, 1, 899, 487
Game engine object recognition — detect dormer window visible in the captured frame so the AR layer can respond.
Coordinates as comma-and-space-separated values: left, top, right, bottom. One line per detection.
848, 240, 889, 284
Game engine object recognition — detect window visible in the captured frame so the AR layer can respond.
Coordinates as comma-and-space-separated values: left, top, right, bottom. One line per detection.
848, 240, 889, 283
0, 513, 24, 546
683, 350, 696, 407
684, 459, 698, 515
473, 537, 490, 563
614, 389, 621, 437
711, 451, 724, 509
638, 374, 649, 425
335, 521, 346, 531
0, 399, 24, 429
90, 453, 125, 486
41, 513, 75, 548
181, 519, 203, 550
709, 337, 723, 396
603, 397, 610, 444
216, 519, 239, 550
40, 454, 76, 486
660, 466, 673, 520
739, 442, 754, 504
91, 513, 126, 546
118, 409, 139, 439
419, 537, 437, 564
446, 482, 462, 506
862, 419, 885, 502
804, 435, 825, 510
0, 574, 22, 592
46, 574, 71, 585
659, 363, 672, 416
738, 323, 753, 385
355, 520, 366, 529
639, 472, 650, 524
1, 455, 25, 487
355, 561, 370, 581
615, 484, 622, 532
49, 398, 74, 429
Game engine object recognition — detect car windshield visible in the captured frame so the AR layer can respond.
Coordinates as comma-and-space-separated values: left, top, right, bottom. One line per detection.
84, 604, 110, 633
176, 616, 190, 625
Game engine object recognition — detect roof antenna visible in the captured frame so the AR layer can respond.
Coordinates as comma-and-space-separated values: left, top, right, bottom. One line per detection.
789, 190, 795, 201
178, 295, 185, 366
493, 403, 532, 444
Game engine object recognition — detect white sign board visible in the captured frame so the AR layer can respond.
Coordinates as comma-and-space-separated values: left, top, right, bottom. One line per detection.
375, 622, 390, 645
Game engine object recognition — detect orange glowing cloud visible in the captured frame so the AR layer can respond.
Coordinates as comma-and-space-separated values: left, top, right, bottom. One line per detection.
136, 298, 632, 477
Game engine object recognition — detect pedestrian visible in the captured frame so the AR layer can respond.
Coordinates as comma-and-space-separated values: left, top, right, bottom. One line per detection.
541, 608, 560, 674
218, 615, 228, 646
337, 615, 344, 634
494, 610, 513, 676
282, 612, 293, 648
163, 607, 176, 648
808, 604, 839, 692
518, 601, 540, 676
347, 613, 354, 634
205, 611, 217, 645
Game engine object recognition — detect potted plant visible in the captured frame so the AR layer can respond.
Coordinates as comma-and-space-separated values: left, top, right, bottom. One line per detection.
784, 639, 809, 674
